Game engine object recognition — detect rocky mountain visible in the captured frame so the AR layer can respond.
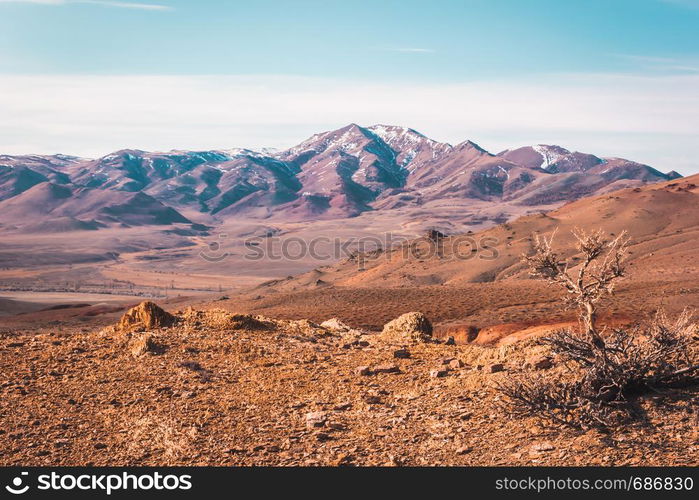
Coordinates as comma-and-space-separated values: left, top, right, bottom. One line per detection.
0, 182, 190, 230
0, 154, 77, 201
0, 124, 683, 231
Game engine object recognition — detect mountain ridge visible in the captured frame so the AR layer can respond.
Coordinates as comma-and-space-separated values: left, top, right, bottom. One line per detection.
0, 124, 684, 231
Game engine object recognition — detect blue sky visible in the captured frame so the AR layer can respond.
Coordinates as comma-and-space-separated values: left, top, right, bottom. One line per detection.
1, 0, 698, 174
2, 0, 699, 78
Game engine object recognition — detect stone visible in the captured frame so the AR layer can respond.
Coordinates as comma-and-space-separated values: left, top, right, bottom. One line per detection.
456, 444, 473, 455
486, 363, 505, 373
363, 395, 382, 404
227, 314, 270, 331
532, 442, 555, 452
116, 301, 176, 332
381, 312, 433, 343
128, 333, 160, 357
305, 411, 327, 429
527, 355, 553, 370
393, 349, 411, 359
320, 318, 351, 332
332, 453, 352, 466
180, 307, 269, 331
354, 366, 373, 376
373, 364, 401, 374
430, 368, 449, 378
448, 359, 464, 370
445, 336, 456, 345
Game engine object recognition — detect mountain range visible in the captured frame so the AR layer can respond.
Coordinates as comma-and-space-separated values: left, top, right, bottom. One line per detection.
0, 124, 682, 232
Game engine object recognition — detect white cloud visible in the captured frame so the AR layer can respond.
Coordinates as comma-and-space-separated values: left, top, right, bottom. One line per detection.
0, 0, 171, 10
0, 73, 697, 175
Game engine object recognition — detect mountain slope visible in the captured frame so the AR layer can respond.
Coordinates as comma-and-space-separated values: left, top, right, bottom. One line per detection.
0, 124, 684, 230
0, 182, 191, 227
276, 124, 418, 218
0, 154, 77, 201
267, 173, 699, 290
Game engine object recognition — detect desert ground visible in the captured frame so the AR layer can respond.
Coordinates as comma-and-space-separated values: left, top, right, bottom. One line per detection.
1, 174, 698, 466
1, 304, 697, 467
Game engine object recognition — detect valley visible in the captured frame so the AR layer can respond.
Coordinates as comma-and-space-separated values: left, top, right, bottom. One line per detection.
0, 123, 682, 298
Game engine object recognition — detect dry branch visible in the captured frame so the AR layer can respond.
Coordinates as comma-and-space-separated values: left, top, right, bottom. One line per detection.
499, 229, 698, 429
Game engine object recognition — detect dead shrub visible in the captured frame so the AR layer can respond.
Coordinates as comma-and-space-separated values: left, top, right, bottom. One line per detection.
499, 311, 698, 428
498, 229, 699, 429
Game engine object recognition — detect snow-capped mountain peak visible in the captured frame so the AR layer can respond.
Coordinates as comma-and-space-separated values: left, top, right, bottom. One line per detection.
531, 144, 570, 171
0, 124, 681, 226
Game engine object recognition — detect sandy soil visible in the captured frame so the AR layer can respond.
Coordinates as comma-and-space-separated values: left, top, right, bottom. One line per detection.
1, 306, 696, 467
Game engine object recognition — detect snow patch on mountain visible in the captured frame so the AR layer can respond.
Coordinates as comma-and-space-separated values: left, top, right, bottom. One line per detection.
532, 145, 568, 171
368, 124, 424, 144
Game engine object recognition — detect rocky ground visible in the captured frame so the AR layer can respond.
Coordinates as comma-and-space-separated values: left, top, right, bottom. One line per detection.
1, 302, 697, 466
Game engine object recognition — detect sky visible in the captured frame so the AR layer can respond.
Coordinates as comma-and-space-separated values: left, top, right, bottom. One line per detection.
0, 0, 698, 174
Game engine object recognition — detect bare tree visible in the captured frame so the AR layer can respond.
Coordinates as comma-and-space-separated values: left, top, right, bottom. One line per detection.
497, 228, 699, 429
523, 228, 628, 348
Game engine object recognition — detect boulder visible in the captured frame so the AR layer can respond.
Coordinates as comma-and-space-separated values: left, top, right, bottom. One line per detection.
181, 308, 269, 331
320, 318, 352, 332
381, 312, 433, 343
117, 301, 176, 332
